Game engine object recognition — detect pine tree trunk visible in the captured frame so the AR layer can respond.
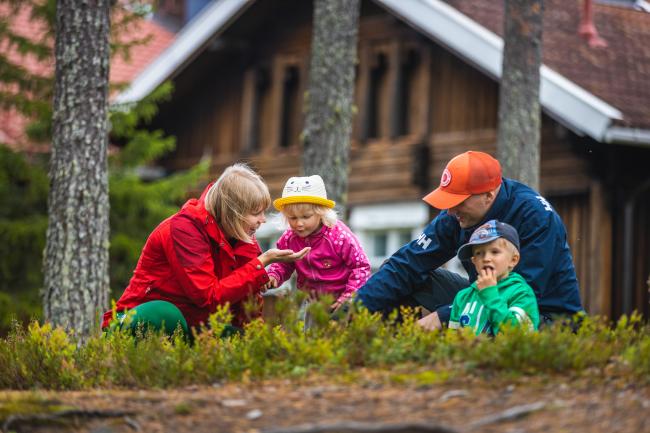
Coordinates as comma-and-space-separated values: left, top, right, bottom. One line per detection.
302, 0, 361, 216
496, 0, 543, 191
44, 0, 111, 338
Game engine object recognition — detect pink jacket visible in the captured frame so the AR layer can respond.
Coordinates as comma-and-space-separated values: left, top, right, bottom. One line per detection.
267, 221, 371, 302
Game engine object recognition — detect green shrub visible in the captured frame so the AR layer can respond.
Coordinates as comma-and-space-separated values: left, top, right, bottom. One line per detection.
0, 146, 49, 220
0, 322, 82, 389
0, 216, 48, 292
0, 291, 41, 333
0, 146, 49, 333
0, 146, 49, 297
622, 334, 650, 380
1, 299, 649, 390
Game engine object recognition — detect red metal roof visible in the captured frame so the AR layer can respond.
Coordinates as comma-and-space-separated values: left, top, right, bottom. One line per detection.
110, 15, 177, 85
0, 5, 176, 152
444, 0, 650, 129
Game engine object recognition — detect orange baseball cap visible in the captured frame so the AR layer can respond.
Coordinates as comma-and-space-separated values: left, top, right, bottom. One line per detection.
423, 151, 502, 209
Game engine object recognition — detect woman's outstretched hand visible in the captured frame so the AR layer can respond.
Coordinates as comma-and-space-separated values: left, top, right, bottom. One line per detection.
258, 247, 310, 266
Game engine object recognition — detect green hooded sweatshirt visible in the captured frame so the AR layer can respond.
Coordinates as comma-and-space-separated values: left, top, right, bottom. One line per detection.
449, 272, 539, 335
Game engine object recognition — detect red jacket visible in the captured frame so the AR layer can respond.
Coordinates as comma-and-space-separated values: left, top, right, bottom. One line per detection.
102, 184, 269, 329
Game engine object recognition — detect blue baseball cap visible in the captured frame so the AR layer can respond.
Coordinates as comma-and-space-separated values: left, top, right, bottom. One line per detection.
457, 219, 520, 261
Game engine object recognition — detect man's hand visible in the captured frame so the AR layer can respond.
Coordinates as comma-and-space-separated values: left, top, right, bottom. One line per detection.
476, 267, 497, 290
417, 311, 442, 331
258, 247, 310, 266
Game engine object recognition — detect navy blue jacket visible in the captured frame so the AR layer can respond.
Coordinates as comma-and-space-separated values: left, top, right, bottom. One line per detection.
357, 178, 584, 316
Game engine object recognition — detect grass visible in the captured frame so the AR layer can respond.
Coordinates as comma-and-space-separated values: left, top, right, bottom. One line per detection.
0, 394, 73, 417
0, 393, 75, 427
0, 297, 648, 390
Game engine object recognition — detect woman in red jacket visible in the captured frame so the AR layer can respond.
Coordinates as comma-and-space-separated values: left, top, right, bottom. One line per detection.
102, 163, 309, 337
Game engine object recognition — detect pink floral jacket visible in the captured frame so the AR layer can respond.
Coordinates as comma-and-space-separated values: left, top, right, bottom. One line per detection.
267, 221, 371, 303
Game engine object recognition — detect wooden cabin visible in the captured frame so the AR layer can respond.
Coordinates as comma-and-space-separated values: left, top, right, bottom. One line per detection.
117, 0, 650, 319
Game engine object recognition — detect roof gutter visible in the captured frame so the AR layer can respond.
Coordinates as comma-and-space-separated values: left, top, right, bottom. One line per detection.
604, 127, 650, 146
539, 65, 622, 140
375, 0, 623, 142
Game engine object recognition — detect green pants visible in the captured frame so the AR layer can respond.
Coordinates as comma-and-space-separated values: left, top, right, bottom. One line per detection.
116, 300, 190, 338
110, 300, 242, 340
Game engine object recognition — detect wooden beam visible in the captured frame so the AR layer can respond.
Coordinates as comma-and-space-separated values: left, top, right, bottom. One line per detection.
354, 43, 371, 143
266, 57, 285, 152
297, 56, 309, 149
415, 44, 432, 140
588, 179, 612, 317
239, 68, 257, 154
387, 40, 402, 139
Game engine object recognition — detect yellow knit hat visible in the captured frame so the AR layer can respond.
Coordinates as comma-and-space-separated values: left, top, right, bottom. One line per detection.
273, 175, 336, 210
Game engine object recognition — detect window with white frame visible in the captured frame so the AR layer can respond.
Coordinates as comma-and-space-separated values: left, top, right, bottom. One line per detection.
349, 202, 429, 271
365, 228, 419, 270
349, 201, 468, 278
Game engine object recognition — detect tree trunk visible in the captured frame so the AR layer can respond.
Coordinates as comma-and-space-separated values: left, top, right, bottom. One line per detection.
302, 0, 361, 216
44, 0, 111, 338
496, 0, 543, 191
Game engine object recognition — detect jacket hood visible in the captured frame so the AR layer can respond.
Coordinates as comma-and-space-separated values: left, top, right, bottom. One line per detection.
178, 182, 225, 245
180, 182, 216, 218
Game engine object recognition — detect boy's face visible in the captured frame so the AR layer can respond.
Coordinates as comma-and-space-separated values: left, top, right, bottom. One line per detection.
285, 208, 322, 238
470, 238, 519, 281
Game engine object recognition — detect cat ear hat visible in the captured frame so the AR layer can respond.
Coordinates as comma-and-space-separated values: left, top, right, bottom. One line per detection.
273, 175, 335, 210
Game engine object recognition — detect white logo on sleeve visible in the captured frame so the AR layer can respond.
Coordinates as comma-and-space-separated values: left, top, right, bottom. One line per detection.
536, 195, 553, 212
416, 233, 432, 249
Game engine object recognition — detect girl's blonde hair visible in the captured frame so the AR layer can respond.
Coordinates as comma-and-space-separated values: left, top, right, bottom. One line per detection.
204, 163, 271, 243
281, 202, 338, 228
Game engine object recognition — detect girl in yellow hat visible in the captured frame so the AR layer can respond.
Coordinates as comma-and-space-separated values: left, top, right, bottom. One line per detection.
267, 175, 370, 311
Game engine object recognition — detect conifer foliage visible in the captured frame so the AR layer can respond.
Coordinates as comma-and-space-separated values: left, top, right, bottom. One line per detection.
0, 0, 54, 142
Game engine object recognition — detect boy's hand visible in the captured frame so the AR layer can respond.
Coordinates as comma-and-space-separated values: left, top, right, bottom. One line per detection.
476, 267, 497, 290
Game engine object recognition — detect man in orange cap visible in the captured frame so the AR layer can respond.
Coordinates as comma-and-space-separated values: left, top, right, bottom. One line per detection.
356, 151, 584, 329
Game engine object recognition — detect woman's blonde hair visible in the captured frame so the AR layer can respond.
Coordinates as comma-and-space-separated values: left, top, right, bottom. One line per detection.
281, 202, 338, 228
204, 163, 271, 243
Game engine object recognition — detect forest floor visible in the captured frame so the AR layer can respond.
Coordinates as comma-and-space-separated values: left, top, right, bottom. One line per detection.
1, 372, 649, 433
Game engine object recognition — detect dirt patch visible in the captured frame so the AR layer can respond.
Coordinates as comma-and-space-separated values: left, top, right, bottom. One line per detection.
1, 374, 649, 433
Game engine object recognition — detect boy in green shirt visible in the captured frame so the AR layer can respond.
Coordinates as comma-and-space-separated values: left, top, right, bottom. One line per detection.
449, 219, 539, 335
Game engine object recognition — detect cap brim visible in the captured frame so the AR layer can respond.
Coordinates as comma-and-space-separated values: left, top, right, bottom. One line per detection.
457, 237, 498, 261
273, 196, 336, 211
422, 188, 470, 209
